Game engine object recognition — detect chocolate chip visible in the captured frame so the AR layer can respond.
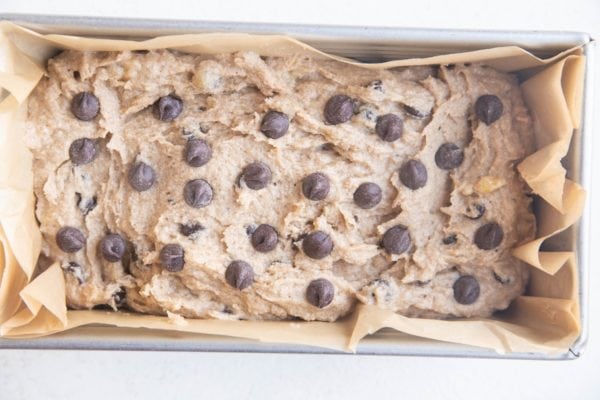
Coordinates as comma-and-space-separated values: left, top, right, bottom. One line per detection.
302, 231, 333, 259
69, 138, 99, 165
465, 203, 486, 220
260, 110, 289, 139
399, 159, 427, 190
363, 109, 376, 122
367, 80, 383, 91
71, 92, 100, 121
178, 222, 204, 237
56, 226, 86, 253
184, 138, 212, 167
435, 143, 464, 170
382, 225, 411, 255
61, 261, 86, 284
453, 275, 480, 305
128, 161, 156, 192
375, 114, 403, 142
475, 95, 503, 125
100, 233, 126, 262
225, 260, 254, 290
153, 95, 183, 121
403, 104, 430, 119
324, 94, 354, 125
113, 288, 126, 307
245, 224, 257, 236
353, 182, 382, 209
306, 278, 335, 308
183, 179, 213, 208
75, 193, 97, 216
302, 172, 330, 201
159, 244, 185, 272
250, 224, 278, 253
474, 222, 504, 250
442, 234, 457, 245
240, 162, 272, 190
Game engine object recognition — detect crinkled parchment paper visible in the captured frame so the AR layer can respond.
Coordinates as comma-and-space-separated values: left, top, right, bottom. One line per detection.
0, 21, 586, 353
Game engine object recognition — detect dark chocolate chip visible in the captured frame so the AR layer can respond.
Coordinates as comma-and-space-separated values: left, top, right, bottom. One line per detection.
183, 179, 213, 208
435, 143, 464, 170
453, 275, 480, 305
69, 138, 99, 165
71, 92, 100, 121
475, 95, 503, 125
363, 109, 376, 122
474, 222, 504, 250
251, 224, 278, 253
324, 94, 354, 124
75, 193, 97, 216
153, 95, 183, 121
56, 226, 86, 253
465, 203, 486, 220
382, 225, 411, 255
375, 114, 403, 142
442, 234, 457, 245
128, 161, 156, 192
225, 260, 254, 290
240, 161, 272, 190
62, 261, 86, 284
403, 104, 430, 119
178, 222, 204, 237
367, 80, 383, 91
100, 233, 126, 262
302, 231, 333, 259
184, 138, 212, 167
353, 182, 382, 209
260, 110, 290, 139
159, 243, 185, 272
302, 172, 330, 201
113, 288, 126, 307
245, 224, 257, 236
306, 278, 335, 308
399, 159, 428, 190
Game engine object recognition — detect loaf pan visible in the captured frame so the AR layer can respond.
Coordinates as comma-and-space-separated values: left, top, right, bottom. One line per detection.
0, 13, 594, 360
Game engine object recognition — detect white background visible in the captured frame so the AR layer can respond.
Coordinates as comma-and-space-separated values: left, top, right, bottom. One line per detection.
1, 1, 599, 399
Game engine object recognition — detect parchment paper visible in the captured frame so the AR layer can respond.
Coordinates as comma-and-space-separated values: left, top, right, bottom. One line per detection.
0, 21, 586, 353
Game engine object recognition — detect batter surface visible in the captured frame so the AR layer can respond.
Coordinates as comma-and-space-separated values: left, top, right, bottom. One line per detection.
25, 50, 536, 321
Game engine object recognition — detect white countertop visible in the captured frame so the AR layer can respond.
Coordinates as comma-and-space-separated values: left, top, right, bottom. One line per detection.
0, 1, 598, 399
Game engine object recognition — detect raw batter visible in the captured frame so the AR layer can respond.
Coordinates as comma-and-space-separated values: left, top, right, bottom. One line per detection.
24, 50, 536, 321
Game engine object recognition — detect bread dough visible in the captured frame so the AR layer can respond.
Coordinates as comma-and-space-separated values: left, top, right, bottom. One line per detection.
24, 50, 535, 321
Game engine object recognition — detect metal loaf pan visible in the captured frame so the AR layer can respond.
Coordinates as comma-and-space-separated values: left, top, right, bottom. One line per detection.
0, 14, 594, 359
